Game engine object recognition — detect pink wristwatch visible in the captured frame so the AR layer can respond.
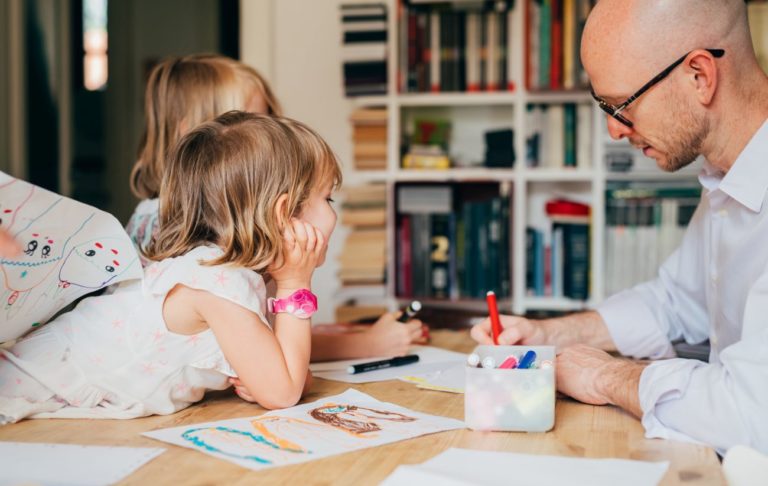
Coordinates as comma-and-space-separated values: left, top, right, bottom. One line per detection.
267, 289, 318, 319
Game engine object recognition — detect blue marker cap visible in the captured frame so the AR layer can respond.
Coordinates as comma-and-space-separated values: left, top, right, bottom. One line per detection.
517, 350, 537, 369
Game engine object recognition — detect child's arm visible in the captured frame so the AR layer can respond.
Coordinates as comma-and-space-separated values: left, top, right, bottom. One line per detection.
310, 312, 426, 361
203, 219, 325, 409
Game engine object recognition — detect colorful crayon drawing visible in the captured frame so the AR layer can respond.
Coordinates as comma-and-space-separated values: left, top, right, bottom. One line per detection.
0, 172, 142, 342
143, 389, 465, 471
309, 403, 416, 436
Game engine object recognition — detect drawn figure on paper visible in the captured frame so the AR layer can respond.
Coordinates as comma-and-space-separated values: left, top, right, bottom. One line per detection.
309, 403, 416, 436
181, 422, 312, 465
58, 238, 138, 289
0, 201, 92, 317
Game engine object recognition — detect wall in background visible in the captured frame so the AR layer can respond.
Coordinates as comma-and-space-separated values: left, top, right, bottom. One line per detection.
240, 0, 377, 323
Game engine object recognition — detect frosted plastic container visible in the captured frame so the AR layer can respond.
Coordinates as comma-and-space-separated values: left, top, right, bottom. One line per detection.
464, 345, 555, 432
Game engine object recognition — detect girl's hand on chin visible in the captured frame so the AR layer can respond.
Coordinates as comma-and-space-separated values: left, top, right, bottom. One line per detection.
269, 218, 326, 290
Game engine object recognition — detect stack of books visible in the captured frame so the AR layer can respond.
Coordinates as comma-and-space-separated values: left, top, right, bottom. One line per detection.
398, 0, 517, 93
350, 108, 388, 170
525, 103, 592, 168
526, 198, 590, 300
396, 183, 511, 299
341, 3, 388, 96
526, 0, 593, 91
604, 185, 700, 296
338, 184, 388, 286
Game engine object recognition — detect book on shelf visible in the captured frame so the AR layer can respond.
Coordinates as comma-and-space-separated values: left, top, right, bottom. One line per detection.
398, 0, 517, 93
350, 107, 388, 170
604, 184, 700, 297
341, 3, 388, 96
526, 0, 593, 91
338, 184, 388, 286
396, 183, 511, 300
526, 198, 590, 300
526, 102, 592, 168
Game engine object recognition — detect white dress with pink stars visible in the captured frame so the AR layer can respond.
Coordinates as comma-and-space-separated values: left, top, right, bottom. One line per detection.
0, 245, 268, 423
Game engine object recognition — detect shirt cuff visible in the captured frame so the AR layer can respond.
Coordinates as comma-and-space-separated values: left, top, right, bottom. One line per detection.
638, 359, 711, 449
597, 290, 676, 359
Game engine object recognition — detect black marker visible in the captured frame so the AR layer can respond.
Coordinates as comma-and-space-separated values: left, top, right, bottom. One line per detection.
346, 354, 420, 374
397, 300, 422, 323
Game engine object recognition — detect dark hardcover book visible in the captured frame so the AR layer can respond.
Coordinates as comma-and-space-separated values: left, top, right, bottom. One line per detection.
398, 215, 413, 297
344, 31, 388, 43
430, 213, 452, 298
559, 222, 589, 300
499, 196, 511, 297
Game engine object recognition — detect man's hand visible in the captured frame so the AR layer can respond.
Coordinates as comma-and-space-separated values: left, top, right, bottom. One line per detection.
556, 344, 647, 417
470, 314, 548, 346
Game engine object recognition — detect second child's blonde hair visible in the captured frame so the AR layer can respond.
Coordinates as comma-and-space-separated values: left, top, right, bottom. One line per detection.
144, 111, 342, 271
131, 54, 281, 200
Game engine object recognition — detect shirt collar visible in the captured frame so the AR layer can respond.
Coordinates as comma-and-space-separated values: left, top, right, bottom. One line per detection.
714, 118, 768, 213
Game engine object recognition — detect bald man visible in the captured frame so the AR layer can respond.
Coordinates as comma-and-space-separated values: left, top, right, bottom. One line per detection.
472, 0, 768, 454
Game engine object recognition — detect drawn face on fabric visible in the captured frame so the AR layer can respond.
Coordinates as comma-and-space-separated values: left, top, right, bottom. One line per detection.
58, 238, 137, 288
0, 227, 64, 289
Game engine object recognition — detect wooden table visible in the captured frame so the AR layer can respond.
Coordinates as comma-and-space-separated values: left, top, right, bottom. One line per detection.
0, 330, 724, 485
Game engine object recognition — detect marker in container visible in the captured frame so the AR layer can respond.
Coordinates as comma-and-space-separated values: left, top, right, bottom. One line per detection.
517, 350, 537, 369
485, 291, 502, 345
540, 360, 553, 370
467, 353, 481, 367
347, 355, 419, 374
499, 355, 518, 369
397, 300, 422, 323
481, 356, 496, 369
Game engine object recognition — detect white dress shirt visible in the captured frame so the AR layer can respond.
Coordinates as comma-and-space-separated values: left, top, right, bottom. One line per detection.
597, 119, 768, 455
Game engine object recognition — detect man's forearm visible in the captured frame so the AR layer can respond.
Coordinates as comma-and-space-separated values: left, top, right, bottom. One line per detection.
541, 310, 618, 351
598, 359, 648, 418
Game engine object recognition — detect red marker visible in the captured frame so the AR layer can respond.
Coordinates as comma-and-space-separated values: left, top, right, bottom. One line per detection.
486, 290, 502, 345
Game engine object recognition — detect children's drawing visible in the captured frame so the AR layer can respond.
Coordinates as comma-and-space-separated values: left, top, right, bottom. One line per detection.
309, 403, 416, 436
0, 172, 142, 342
143, 389, 465, 471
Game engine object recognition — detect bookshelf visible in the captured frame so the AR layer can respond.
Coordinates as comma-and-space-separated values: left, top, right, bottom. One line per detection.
337, 0, 699, 318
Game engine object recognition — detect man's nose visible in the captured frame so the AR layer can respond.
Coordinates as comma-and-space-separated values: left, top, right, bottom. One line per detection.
605, 115, 634, 140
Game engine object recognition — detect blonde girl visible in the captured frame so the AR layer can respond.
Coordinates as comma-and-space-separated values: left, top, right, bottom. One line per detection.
0, 112, 337, 422
126, 54, 281, 252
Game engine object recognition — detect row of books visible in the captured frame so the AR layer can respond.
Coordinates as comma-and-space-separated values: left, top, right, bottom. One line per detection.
398, 0, 517, 93
525, 103, 592, 168
341, 3, 388, 96
338, 184, 388, 285
526, 199, 590, 300
526, 0, 594, 91
351, 108, 388, 170
396, 184, 511, 299
604, 186, 700, 296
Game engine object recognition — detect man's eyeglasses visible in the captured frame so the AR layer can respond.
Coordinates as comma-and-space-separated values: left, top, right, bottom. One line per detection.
590, 48, 725, 128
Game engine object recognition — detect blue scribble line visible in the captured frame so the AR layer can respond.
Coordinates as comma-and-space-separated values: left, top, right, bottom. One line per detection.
0, 257, 62, 268
181, 425, 307, 464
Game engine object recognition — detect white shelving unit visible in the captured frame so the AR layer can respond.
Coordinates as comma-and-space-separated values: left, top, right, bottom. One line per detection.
340, 0, 696, 317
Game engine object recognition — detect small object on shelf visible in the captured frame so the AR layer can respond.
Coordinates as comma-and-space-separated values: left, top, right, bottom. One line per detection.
606, 151, 634, 172
340, 3, 388, 97
483, 128, 515, 168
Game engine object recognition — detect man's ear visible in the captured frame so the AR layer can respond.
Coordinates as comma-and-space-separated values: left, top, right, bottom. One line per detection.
686, 50, 718, 106
273, 193, 290, 230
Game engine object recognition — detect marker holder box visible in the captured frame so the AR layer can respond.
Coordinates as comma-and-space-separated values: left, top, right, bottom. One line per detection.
465, 345, 555, 432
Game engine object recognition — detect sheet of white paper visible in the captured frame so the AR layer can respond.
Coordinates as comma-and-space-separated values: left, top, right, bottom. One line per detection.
310, 345, 466, 383
381, 448, 670, 486
0, 172, 143, 342
0, 442, 165, 486
400, 363, 466, 393
143, 389, 464, 471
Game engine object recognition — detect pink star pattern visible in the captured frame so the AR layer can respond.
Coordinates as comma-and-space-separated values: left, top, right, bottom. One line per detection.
112, 319, 124, 329
152, 330, 165, 343
214, 270, 229, 287
141, 362, 157, 375
186, 335, 200, 346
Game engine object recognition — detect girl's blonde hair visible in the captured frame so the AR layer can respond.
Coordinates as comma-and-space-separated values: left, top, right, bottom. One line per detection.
144, 111, 342, 271
130, 54, 280, 200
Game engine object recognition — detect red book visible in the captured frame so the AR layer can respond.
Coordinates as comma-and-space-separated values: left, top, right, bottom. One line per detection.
398, 216, 413, 297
